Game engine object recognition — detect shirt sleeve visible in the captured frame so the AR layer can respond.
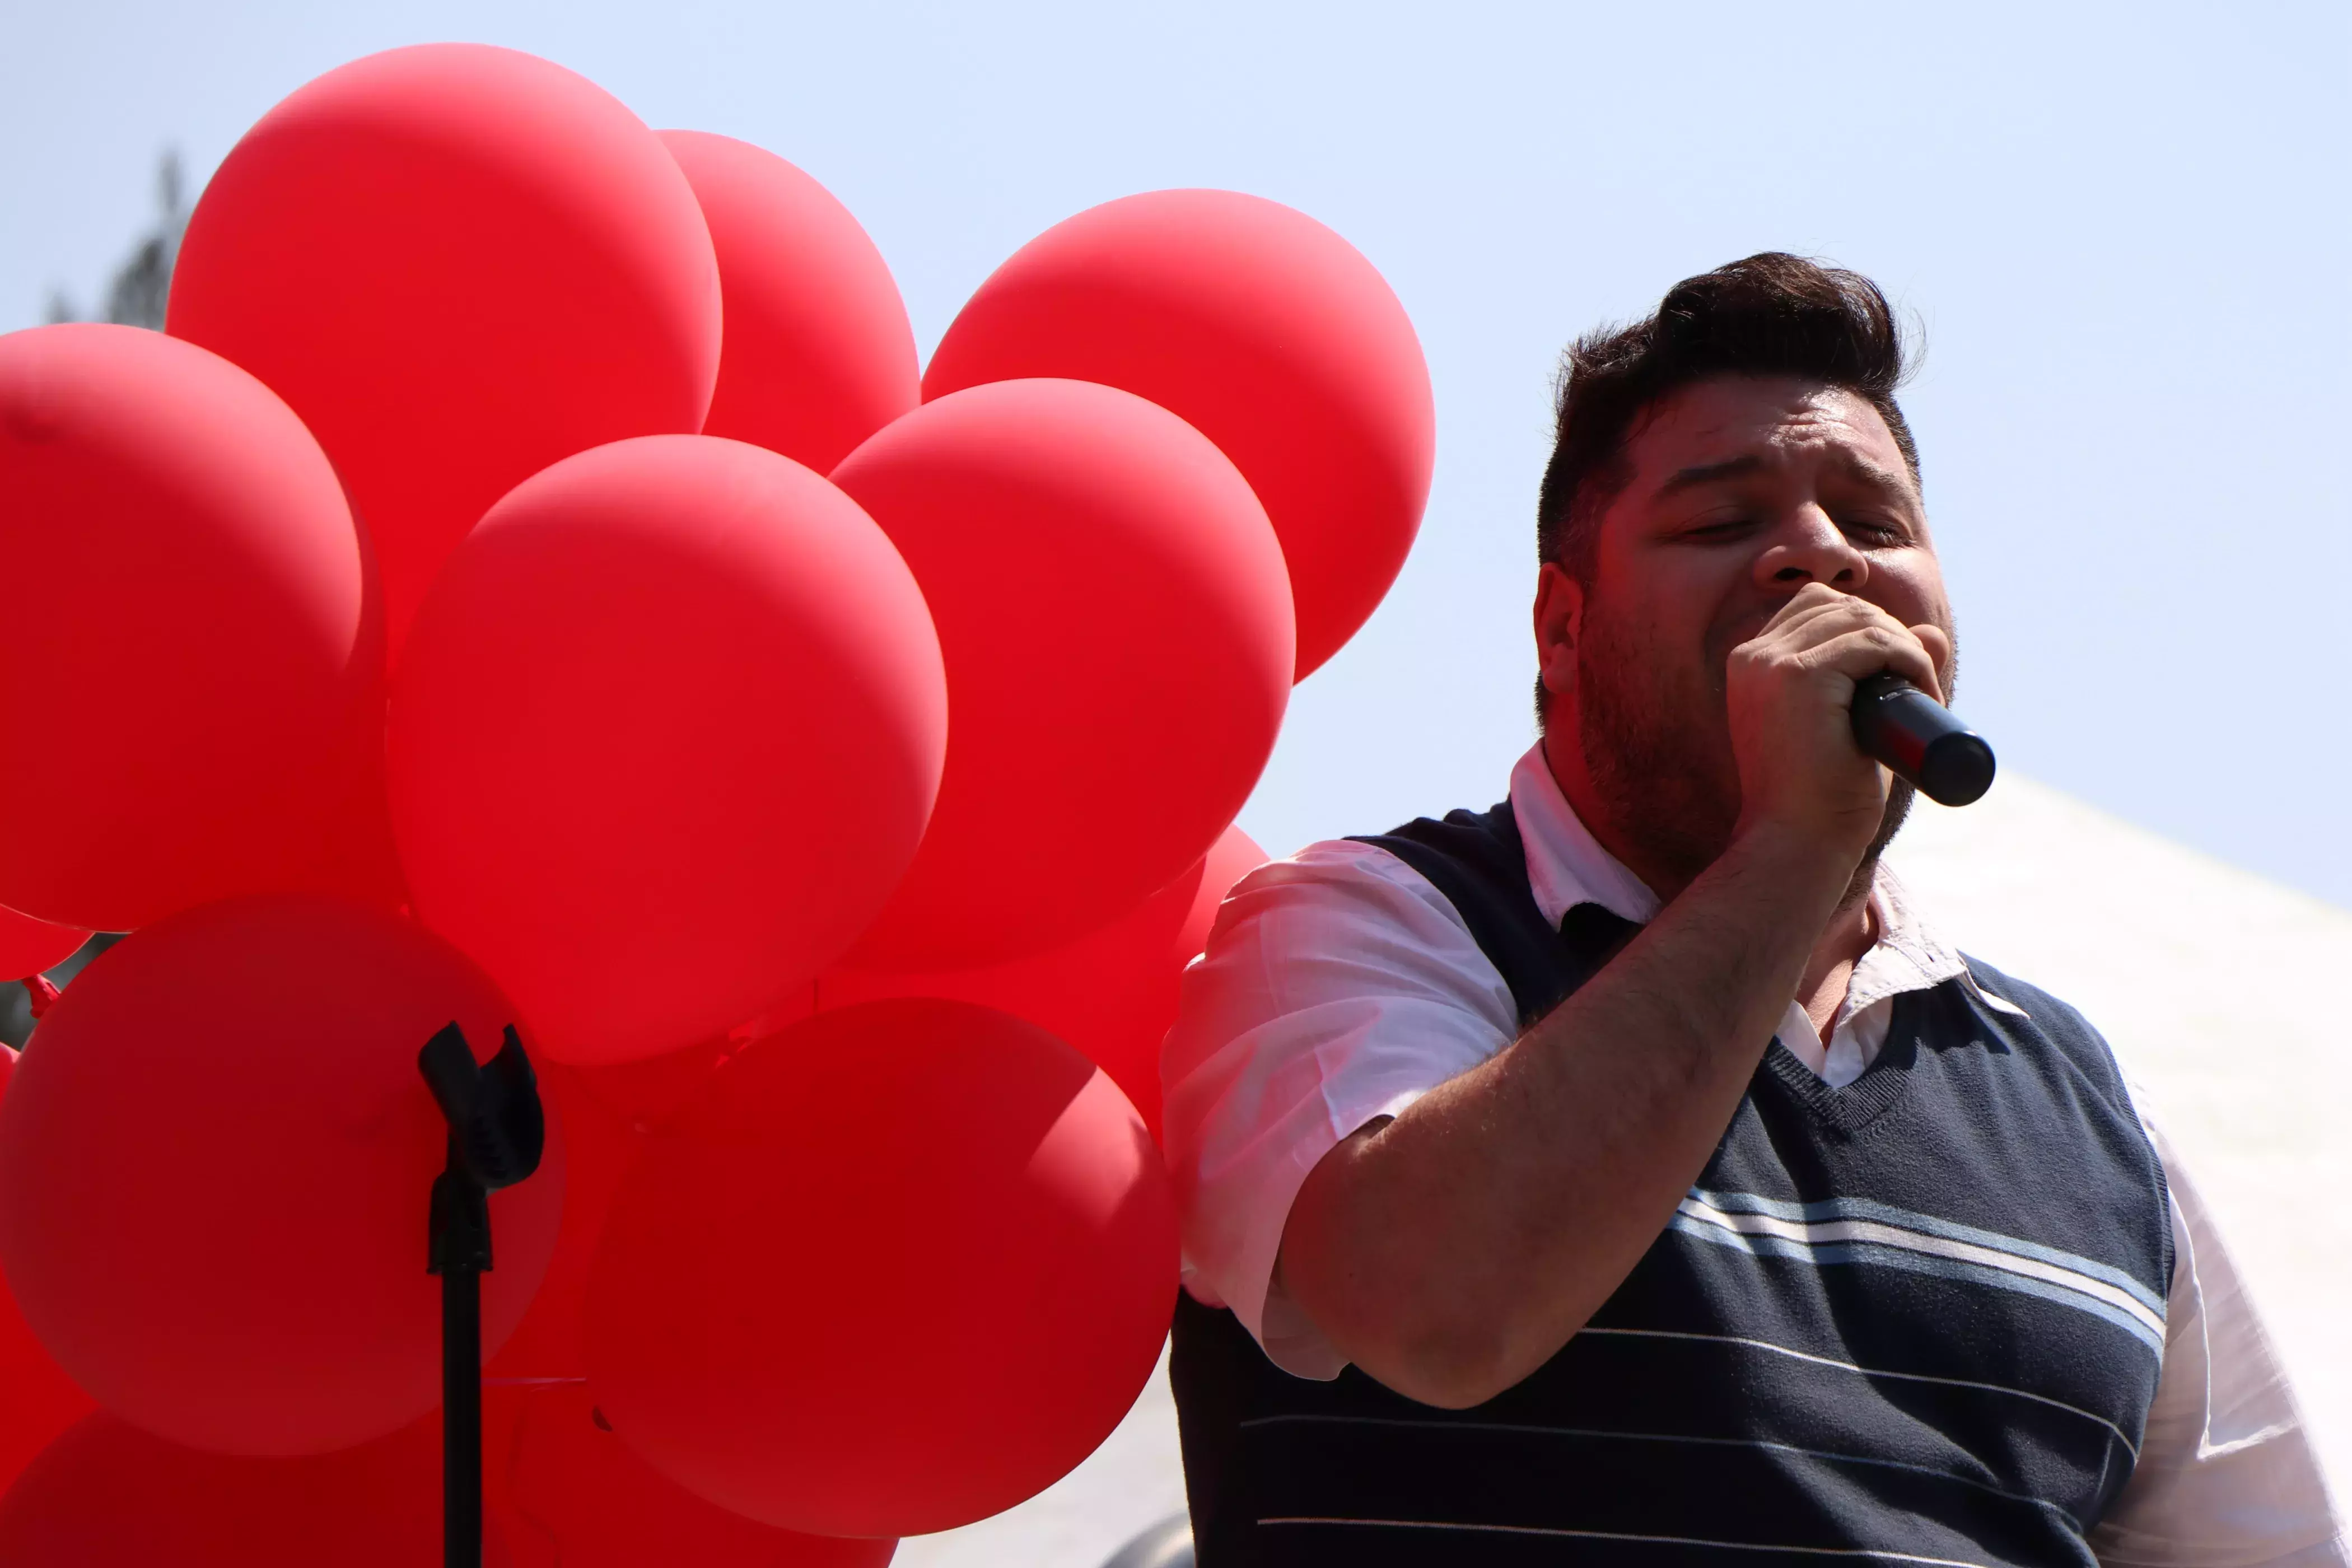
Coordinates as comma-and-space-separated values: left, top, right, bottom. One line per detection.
2092, 1107, 2346, 1566
1159, 838, 1518, 1379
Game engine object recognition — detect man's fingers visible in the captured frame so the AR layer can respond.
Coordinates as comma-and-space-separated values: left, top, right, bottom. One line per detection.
1810, 623, 1943, 702
1754, 582, 1851, 638
1907, 623, 1953, 704
1749, 590, 1948, 704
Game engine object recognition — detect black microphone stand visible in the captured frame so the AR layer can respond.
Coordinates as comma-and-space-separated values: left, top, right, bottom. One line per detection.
419, 1023, 545, 1568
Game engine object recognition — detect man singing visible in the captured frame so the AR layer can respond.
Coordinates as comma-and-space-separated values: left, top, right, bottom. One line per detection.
1162, 254, 2344, 1566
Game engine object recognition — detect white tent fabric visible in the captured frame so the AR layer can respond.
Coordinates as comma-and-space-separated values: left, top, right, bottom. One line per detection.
898, 776, 2351, 1566
1894, 776, 2352, 1494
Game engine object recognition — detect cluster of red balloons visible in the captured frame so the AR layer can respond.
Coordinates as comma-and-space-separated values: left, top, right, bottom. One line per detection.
0, 39, 1430, 1556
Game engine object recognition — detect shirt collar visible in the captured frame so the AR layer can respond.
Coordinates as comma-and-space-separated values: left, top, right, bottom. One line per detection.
1852, 863, 1969, 1020
1866, 863, 2033, 1021
1506, 742, 2028, 1023
1509, 743, 1662, 930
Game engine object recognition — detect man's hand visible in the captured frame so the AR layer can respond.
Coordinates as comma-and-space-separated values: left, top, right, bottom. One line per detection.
1725, 584, 1954, 861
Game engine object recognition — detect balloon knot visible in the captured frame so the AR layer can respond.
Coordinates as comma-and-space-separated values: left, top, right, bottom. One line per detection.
22, 973, 59, 1020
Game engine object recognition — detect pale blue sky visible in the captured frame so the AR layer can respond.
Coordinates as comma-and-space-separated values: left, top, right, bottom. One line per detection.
7, 1, 2347, 902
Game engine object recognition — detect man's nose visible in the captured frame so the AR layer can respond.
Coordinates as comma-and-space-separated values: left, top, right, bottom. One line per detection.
1752, 507, 1868, 595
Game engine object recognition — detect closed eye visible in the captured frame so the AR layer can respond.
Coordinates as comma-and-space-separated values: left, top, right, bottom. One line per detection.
1841, 518, 1911, 547
1681, 515, 1761, 541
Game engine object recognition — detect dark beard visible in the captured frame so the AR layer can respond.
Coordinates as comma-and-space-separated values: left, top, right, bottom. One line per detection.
1575, 610, 1739, 893
1575, 603, 1917, 903
1848, 776, 1915, 909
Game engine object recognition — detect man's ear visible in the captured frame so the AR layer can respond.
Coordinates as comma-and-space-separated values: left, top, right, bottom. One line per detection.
1533, 559, 1584, 713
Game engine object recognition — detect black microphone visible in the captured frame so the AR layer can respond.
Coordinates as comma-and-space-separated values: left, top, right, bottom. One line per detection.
1850, 673, 1996, 808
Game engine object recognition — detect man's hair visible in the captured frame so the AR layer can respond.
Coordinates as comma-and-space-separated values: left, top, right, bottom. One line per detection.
1535, 252, 1921, 580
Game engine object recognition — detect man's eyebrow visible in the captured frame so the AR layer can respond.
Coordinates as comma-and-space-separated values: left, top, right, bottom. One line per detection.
1830, 451, 1917, 498
1654, 454, 1767, 496
1653, 450, 1919, 503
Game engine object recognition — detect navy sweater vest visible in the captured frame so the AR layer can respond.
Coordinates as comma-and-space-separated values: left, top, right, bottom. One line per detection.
1171, 801, 2172, 1567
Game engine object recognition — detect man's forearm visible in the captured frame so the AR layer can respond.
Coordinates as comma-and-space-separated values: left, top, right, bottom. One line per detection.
1279, 822, 1856, 1408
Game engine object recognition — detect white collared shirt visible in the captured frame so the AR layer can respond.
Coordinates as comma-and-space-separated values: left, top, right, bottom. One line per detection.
1163, 744, 2345, 1566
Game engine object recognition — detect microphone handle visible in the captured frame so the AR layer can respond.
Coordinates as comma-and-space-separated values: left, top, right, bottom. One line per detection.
1850, 674, 1996, 808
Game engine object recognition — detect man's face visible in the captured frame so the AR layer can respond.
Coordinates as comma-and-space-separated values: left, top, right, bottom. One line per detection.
1535, 374, 1956, 892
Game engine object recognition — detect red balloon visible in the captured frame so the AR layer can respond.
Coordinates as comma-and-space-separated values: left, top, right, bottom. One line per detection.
823, 825, 1266, 1141
0, 1413, 516, 1566
0, 1278, 91, 1500
389, 435, 945, 1066
661, 131, 918, 473
0, 911, 85, 984
167, 44, 721, 651
502, 1383, 895, 1567
571, 984, 815, 1128
923, 189, 1434, 680
0, 895, 564, 1455
586, 1000, 1177, 1537
832, 380, 1291, 972
0, 324, 391, 932
0, 1062, 94, 1495
486, 1065, 641, 1384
